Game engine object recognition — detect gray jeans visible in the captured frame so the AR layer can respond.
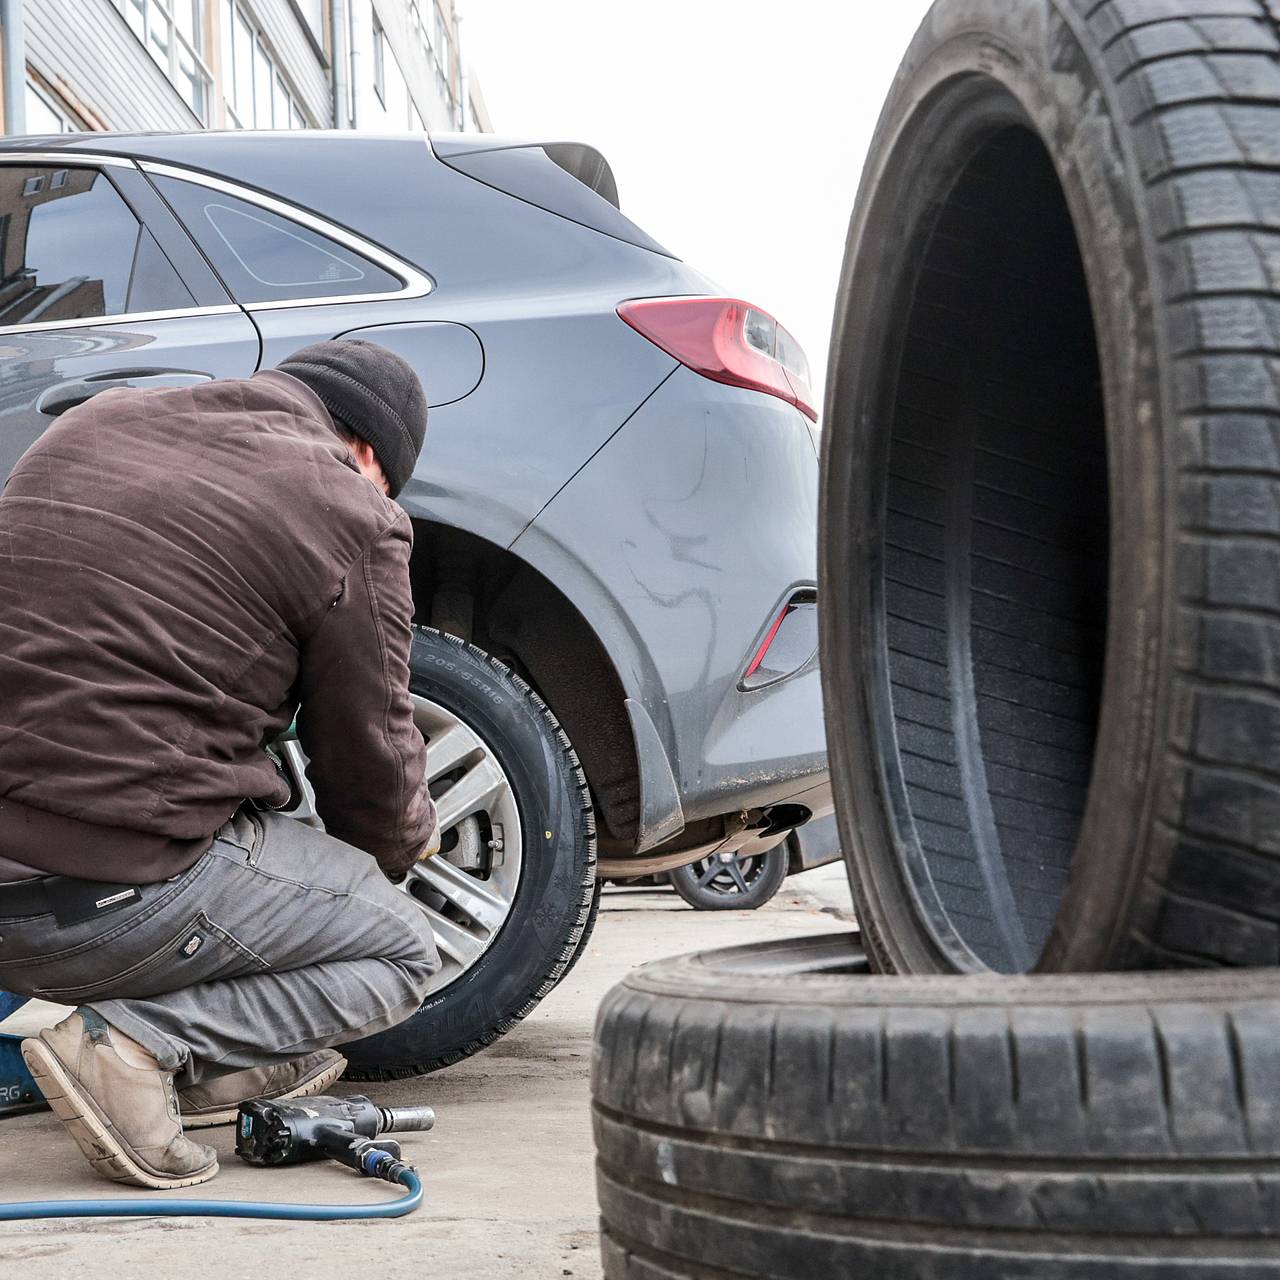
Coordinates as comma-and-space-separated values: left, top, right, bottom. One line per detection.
0, 810, 440, 1086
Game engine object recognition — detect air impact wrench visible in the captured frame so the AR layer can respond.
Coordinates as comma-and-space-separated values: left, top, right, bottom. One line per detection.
235, 1094, 436, 1184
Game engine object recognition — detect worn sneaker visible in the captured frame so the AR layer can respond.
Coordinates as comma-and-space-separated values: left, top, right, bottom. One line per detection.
21, 1009, 218, 1189
179, 1049, 348, 1128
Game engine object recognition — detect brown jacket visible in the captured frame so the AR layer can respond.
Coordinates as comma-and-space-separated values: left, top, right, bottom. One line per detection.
0, 369, 436, 882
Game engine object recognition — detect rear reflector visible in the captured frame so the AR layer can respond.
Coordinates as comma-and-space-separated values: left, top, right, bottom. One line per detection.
741, 591, 818, 690
618, 296, 817, 421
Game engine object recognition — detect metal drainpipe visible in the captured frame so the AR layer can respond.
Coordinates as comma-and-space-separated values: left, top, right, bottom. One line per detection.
1, 0, 27, 136
329, 0, 350, 128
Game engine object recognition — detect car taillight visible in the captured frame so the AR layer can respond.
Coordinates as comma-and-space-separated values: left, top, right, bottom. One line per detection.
617, 296, 817, 422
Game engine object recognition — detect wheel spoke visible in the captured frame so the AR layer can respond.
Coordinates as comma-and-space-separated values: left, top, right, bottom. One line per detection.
694, 860, 721, 889
419, 906, 487, 969
282, 690, 525, 994
423, 722, 476, 784
434, 755, 507, 833
409, 855, 509, 933
728, 863, 751, 894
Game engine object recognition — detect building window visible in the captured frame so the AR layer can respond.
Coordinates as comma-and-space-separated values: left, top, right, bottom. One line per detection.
111, 0, 214, 123
432, 2, 447, 65
220, 0, 310, 128
292, 0, 324, 46
372, 16, 386, 106
24, 83, 81, 134
403, 0, 462, 127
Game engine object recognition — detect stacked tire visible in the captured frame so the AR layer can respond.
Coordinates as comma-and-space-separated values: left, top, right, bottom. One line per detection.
593, 1, 1280, 1275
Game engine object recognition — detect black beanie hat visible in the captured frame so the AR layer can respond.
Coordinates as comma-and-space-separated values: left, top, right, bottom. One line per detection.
277, 338, 427, 499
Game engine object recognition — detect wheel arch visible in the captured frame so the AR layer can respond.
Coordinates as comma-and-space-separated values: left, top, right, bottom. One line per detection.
405, 517, 642, 850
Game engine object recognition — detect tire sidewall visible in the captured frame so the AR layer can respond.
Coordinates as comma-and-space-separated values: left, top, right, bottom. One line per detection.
819, 0, 1169, 973
342, 628, 592, 1072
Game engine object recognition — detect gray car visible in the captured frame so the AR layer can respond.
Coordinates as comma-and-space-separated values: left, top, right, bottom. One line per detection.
0, 130, 833, 1075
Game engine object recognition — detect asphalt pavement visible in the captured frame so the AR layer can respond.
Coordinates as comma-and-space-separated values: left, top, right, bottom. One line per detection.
0, 861, 853, 1278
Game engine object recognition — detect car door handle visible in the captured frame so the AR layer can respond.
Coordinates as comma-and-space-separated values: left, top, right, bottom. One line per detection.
37, 369, 214, 417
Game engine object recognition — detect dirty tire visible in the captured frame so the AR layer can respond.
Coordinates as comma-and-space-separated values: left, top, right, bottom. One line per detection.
593, 934, 1280, 1278
667, 846, 788, 911
342, 628, 596, 1077
819, 0, 1280, 974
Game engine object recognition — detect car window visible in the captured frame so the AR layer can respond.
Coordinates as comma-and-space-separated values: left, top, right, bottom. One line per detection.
0, 165, 193, 328
151, 174, 403, 304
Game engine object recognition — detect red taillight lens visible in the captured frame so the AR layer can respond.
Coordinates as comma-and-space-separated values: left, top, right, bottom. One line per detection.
617, 296, 817, 422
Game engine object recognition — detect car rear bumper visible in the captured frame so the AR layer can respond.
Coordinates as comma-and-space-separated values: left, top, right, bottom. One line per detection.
513, 368, 829, 847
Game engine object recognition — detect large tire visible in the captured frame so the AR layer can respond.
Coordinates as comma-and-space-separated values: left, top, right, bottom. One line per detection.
341, 628, 596, 1076
593, 934, 1280, 1279
819, 0, 1280, 974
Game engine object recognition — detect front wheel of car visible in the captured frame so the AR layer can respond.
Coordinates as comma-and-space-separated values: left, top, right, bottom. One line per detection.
307, 627, 596, 1077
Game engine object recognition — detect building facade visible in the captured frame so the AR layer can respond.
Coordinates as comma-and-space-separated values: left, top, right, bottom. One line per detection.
1, 0, 491, 137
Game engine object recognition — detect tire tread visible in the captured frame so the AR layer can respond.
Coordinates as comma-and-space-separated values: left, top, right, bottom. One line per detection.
593, 938, 1280, 1277
1075, 0, 1280, 967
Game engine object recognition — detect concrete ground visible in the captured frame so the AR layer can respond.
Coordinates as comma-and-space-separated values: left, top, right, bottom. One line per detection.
0, 862, 853, 1279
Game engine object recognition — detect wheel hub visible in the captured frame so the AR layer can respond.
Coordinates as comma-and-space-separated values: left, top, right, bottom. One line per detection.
275, 694, 523, 997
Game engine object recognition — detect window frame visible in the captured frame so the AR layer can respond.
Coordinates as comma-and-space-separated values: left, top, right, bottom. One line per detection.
372, 14, 387, 107
140, 161, 431, 313
404, 0, 463, 128
24, 81, 82, 134
221, 0, 312, 130
288, 0, 326, 56
0, 157, 199, 332
0, 152, 432, 336
109, 0, 214, 125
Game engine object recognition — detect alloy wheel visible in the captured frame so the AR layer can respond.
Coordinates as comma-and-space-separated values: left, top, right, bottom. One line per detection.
274, 694, 524, 995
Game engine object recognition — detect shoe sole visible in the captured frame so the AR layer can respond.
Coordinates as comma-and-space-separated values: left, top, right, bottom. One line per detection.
21, 1038, 218, 1190
181, 1053, 348, 1128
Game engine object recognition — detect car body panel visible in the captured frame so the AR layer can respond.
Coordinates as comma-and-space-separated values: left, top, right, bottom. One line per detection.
514, 367, 827, 822
245, 296, 679, 550
0, 313, 262, 480
82, 133, 690, 549
329, 321, 484, 407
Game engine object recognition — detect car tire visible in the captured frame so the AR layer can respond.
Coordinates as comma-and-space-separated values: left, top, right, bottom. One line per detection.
593, 933, 1280, 1279
819, 0, 1280, 974
557, 877, 603, 985
667, 846, 788, 911
340, 627, 596, 1076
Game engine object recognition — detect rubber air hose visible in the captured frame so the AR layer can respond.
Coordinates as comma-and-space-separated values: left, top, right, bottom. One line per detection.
0, 1167, 422, 1221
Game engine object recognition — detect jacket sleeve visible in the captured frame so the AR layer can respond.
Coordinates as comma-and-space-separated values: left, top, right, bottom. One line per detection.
295, 513, 437, 873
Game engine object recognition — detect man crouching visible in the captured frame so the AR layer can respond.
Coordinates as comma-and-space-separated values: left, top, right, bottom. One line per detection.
0, 339, 440, 1188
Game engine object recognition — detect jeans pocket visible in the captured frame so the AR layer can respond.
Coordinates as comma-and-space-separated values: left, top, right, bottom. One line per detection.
214, 808, 264, 865
32, 911, 269, 1003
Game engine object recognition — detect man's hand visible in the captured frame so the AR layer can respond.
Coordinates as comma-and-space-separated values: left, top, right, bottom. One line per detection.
382, 829, 441, 885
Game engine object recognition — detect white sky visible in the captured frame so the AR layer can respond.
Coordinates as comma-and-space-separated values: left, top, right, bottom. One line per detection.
460, 0, 934, 402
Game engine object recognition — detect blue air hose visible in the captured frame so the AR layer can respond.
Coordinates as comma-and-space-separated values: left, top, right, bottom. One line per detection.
0, 1167, 422, 1221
